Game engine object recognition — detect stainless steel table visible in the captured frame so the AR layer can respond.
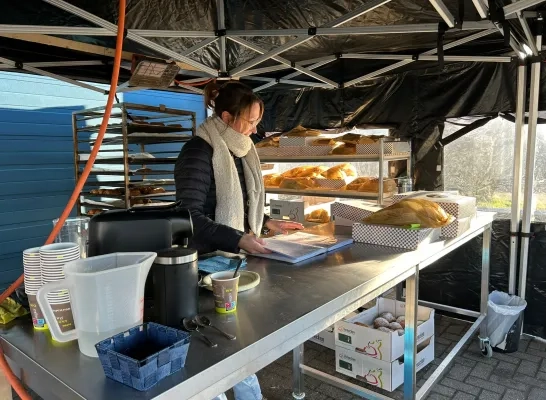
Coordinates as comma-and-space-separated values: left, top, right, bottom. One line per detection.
0, 213, 494, 400
296, 212, 495, 400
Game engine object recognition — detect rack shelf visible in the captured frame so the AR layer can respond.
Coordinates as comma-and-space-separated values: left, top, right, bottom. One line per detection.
265, 188, 394, 200
260, 153, 410, 163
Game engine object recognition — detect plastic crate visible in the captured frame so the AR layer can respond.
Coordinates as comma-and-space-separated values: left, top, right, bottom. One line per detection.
95, 322, 191, 391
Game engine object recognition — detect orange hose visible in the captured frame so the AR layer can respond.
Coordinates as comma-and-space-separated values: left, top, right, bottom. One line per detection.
0, 0, 126, 397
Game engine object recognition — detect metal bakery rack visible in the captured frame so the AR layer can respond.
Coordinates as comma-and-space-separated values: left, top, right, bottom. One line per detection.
73, 103, 196, 216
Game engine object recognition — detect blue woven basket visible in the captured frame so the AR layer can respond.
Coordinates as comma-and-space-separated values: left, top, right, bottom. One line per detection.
95, 323, 191, 391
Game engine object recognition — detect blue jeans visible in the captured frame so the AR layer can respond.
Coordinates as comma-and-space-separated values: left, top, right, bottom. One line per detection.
212, 374, 262, 400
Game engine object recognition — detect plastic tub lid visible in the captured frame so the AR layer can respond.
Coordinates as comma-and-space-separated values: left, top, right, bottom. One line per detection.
155, 247, 197, 265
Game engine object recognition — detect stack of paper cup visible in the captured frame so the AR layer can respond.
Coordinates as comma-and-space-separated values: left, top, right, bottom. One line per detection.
23, 247, 46, 329
39, 243, 80, 333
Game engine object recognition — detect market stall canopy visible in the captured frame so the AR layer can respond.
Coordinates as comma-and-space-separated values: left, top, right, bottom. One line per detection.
1, 0, 545, 131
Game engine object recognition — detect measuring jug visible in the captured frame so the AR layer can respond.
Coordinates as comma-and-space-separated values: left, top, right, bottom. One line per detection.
53, 217, 90, 258
37, 252, 156, 357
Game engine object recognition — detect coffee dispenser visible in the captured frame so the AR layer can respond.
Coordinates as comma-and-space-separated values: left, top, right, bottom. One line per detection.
87, 202, 195, 322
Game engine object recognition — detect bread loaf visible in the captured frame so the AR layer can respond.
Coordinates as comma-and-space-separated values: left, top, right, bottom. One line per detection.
279, 177, 318, 190
305, 208, 330, 223
311, 138, 336, 146
255, 137, 280, 148
363, 198, 455, 228
345, 177, 397, 193
263, 173, 283, 187
281, 166, 327, 178
284, 125, 321, 137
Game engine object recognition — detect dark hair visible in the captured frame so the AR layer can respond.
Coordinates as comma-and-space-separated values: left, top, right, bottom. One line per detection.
204, 80, 264, 121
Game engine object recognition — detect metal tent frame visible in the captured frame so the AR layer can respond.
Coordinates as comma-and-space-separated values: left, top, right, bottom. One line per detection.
0, 0, 543, 362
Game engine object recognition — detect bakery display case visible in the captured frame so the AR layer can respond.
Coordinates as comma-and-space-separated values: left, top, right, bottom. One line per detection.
260, 127, 411, 209
73, 103, 196, 216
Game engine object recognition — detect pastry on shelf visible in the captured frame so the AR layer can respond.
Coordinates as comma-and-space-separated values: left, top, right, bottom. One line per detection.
138, 186, 166, 195
339, 133, 362, 144
255, 136, 280, 148
281, 166, 327, 179
279, 177, 319, 190
329, 143, 356, 155
129, 188, 141, 196
323, 163, 357, 180
358, 135, 384, 144
305, 208, 330, 223
344, 177, 397, 193
87, 209, 104, 216
311, 138, 336, 146
284, 125, 321, 137
363, 198, 455, 228
263, 173, 283, 187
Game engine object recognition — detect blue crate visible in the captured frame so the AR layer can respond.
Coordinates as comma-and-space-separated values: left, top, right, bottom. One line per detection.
95, 323, 191, 391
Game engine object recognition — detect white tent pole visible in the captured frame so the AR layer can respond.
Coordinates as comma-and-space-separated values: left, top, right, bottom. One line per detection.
230, 0, 392, 76
41, 0, 218, 76
216, 0, 227, 73
0, 56, 106, 93
229, 37, 338, 87
0, 60, 104, 69
519, 17, 543, 300
509, 63, 528, 295
251, 58, 337, 92
504, 0, 546, 16
343, 54, 512, 62
518, 12, 540, 55
472, 0, 489, 18
429, 0, 456, 28
237, 56, 335, 78
343, 28, 497, 87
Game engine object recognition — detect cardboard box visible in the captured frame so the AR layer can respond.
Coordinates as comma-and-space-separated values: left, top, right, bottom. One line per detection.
415, 193, 476, 219
336, 336, 435, 391
352, 223, 440, 250
270, 199, 306, 223
335, 297, 435, 361
279, 134, 339, 147
331, 201, 381, 224
315, 177, 355, 190
309, 311, 360, 350
310, 325, 336, 350
441, 216, 472, 238
391, 190, 459, 203
355, 141, 410, 155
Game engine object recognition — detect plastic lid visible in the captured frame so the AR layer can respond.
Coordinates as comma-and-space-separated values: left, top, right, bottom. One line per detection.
154, 247, 197, 265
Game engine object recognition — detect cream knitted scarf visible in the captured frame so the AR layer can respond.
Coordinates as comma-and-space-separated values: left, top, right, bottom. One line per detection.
196, 116, 265, 236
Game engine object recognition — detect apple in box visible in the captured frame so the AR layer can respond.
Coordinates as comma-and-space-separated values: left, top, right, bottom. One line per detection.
334, 297, 434, 361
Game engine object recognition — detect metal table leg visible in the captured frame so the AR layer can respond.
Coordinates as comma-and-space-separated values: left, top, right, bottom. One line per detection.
479, 224, 493, 357
292, 343, 305, 399
403, 265, 419, 400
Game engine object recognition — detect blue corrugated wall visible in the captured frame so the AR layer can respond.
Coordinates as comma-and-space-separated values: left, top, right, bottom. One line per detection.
0, 72, 205, 291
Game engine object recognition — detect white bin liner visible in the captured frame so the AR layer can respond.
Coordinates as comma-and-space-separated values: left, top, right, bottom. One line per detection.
486, 291, 527, 347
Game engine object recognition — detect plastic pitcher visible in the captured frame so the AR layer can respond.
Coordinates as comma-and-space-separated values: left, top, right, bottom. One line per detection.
37, 252, 156, 357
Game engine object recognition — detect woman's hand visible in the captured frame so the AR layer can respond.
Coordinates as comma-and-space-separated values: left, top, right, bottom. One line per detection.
238, 234, 271, 254
265, 219, 304, 235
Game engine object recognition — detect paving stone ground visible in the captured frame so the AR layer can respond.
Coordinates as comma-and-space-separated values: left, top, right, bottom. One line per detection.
253, 315, 546, 400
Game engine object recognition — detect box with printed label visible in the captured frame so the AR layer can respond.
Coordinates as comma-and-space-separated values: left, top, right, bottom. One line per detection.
331, 201, 381, 225
441, 216, 473, 238
269, 199, 306, 223
352, 223, 440, 250
335, 297, 435, 361
335, 337, 435, 391
309, 311, 359, 350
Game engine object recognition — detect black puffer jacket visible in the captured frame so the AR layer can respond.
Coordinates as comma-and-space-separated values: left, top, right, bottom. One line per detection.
174, 136, 267, 255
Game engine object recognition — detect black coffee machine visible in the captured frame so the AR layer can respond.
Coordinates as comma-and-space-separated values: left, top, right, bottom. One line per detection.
87, 202, 197, 324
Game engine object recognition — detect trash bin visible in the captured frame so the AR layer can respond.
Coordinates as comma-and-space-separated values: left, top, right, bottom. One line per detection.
486, 291, 527, 353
